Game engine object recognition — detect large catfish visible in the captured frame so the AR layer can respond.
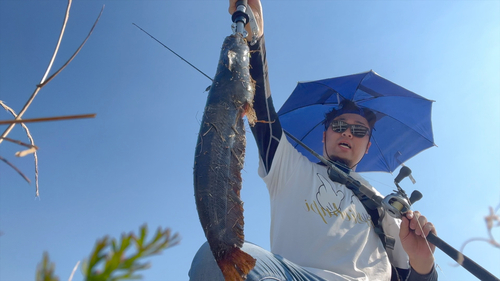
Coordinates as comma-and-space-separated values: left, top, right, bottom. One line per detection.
194, 32, 257, 281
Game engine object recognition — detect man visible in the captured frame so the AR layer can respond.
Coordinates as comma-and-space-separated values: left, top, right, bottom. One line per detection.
189, 1, 437, 280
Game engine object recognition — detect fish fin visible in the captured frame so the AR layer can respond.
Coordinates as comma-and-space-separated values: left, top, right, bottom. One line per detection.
217, 247, 256, 281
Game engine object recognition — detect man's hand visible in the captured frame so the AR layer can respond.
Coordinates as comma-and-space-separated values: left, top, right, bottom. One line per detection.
400, 210, 436, 274
228, 0, 264, 40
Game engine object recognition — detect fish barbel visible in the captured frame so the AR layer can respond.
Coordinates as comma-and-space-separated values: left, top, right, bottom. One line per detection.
194, 33, 256, 280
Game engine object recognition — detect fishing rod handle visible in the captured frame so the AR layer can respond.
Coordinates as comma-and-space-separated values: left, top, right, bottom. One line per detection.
236, 0, 248, 8
426, 232, 499, 281
232, 0, 249, 28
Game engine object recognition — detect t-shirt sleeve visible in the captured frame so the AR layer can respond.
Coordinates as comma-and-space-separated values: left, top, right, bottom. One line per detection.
259, 134, 312, 197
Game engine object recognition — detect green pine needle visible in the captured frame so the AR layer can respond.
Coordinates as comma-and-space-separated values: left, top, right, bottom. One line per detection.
35, 224, 179, 281
84, 224, 180, 281
36, 252, 60, 281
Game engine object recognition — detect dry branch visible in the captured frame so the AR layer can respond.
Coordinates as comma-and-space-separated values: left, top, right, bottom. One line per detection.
0, 113, 96, 125
0, 1, 104, 197
0, 155, 31, 183
0, 137, 38, 150
453, 203, 500, 267
1, 100, 39, 194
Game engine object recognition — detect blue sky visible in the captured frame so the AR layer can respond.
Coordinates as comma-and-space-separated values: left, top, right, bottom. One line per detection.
0, 1, 499, 280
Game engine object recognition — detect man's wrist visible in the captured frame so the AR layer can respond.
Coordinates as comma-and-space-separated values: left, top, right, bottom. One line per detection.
407, 264, 438, 281
409, 257, 435, 275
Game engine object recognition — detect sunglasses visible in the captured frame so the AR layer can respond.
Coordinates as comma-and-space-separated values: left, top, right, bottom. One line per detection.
330, 120, 370, 138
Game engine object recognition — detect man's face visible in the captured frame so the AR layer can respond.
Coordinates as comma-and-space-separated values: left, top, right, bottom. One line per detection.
322, 113, 372, 170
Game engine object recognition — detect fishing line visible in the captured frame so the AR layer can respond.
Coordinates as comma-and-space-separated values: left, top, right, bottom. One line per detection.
413, 212, 443, 275
412, 212, 437, 262
132, 23, 213, 82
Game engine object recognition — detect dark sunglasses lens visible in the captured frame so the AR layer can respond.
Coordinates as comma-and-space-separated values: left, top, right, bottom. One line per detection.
331, 120, 348, 133
331, 120, 369, 138
351, 125, 369, 137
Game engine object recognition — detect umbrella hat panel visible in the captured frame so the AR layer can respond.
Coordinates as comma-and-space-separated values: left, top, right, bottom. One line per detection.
360, 108, 435, 172
359, 96, 434, 141
278, 72, 369, 115
277, 70, 436, 173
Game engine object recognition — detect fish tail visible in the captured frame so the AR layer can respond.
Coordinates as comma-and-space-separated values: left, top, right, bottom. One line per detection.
217, 247, 257, 281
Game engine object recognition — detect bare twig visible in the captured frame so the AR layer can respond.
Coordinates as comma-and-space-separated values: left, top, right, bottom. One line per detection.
453, 202, 500, 267
0, 137, 38, 157
0, 155, 31, 183
1, 101, 39, 193
0, 137, 38, 150
0, 101, 37, 148
40, 5, 105, 87
40, 0, 72, 85
0, 0, 73, 144
0, 113, 96, 125
0, 2, 103, 197
0, 1, 103, 143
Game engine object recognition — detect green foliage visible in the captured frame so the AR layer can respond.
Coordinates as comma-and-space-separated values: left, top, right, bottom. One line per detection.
83, 224, 180, 281
35, 224, 180, 281
36, 252, 60, 281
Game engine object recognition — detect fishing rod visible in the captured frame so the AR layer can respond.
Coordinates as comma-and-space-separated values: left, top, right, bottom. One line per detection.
132, 23, 213, 82
283, 130, 499, 281
133, 0, 260, 82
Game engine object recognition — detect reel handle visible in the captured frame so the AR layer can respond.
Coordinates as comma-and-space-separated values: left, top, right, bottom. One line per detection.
395, 166, 412, 184
409, 190, 423, 205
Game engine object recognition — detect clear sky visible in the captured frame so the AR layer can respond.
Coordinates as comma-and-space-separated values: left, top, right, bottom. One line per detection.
0, 1, 499, 280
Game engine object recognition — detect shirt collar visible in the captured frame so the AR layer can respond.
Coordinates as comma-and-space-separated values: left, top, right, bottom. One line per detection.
318, 160, 352, 174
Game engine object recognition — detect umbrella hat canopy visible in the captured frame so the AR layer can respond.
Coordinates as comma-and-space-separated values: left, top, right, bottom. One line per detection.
278, 70, 436, 173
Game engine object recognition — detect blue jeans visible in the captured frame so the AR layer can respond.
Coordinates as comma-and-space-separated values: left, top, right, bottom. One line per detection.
189, 242, 327, 281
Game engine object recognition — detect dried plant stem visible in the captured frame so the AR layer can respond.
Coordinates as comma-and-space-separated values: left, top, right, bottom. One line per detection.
41, 6, 104, 87
0, 1, 103, 144
0, 87, 42, 146
0, 137, 38, 150
0, 0, 72, 145
453, 203, 500, 267
68, 261, 80, 281
0, 1, 103, 197
0, 155, 31, 183
0, 113, 96, 125
0, 101, 39, 195
40, 0, 72, 84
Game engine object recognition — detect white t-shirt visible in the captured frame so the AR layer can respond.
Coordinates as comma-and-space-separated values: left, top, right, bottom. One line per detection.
258, 134, 409, 280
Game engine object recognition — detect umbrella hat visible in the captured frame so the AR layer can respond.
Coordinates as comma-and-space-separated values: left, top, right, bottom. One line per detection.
278, 70, 436, 173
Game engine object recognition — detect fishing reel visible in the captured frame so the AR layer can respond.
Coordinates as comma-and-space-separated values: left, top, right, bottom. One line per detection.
382, 166, 423, 219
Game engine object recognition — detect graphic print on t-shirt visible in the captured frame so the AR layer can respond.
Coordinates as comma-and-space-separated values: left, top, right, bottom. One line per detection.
304, 173, 371, 226
316, 173, 346, 214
